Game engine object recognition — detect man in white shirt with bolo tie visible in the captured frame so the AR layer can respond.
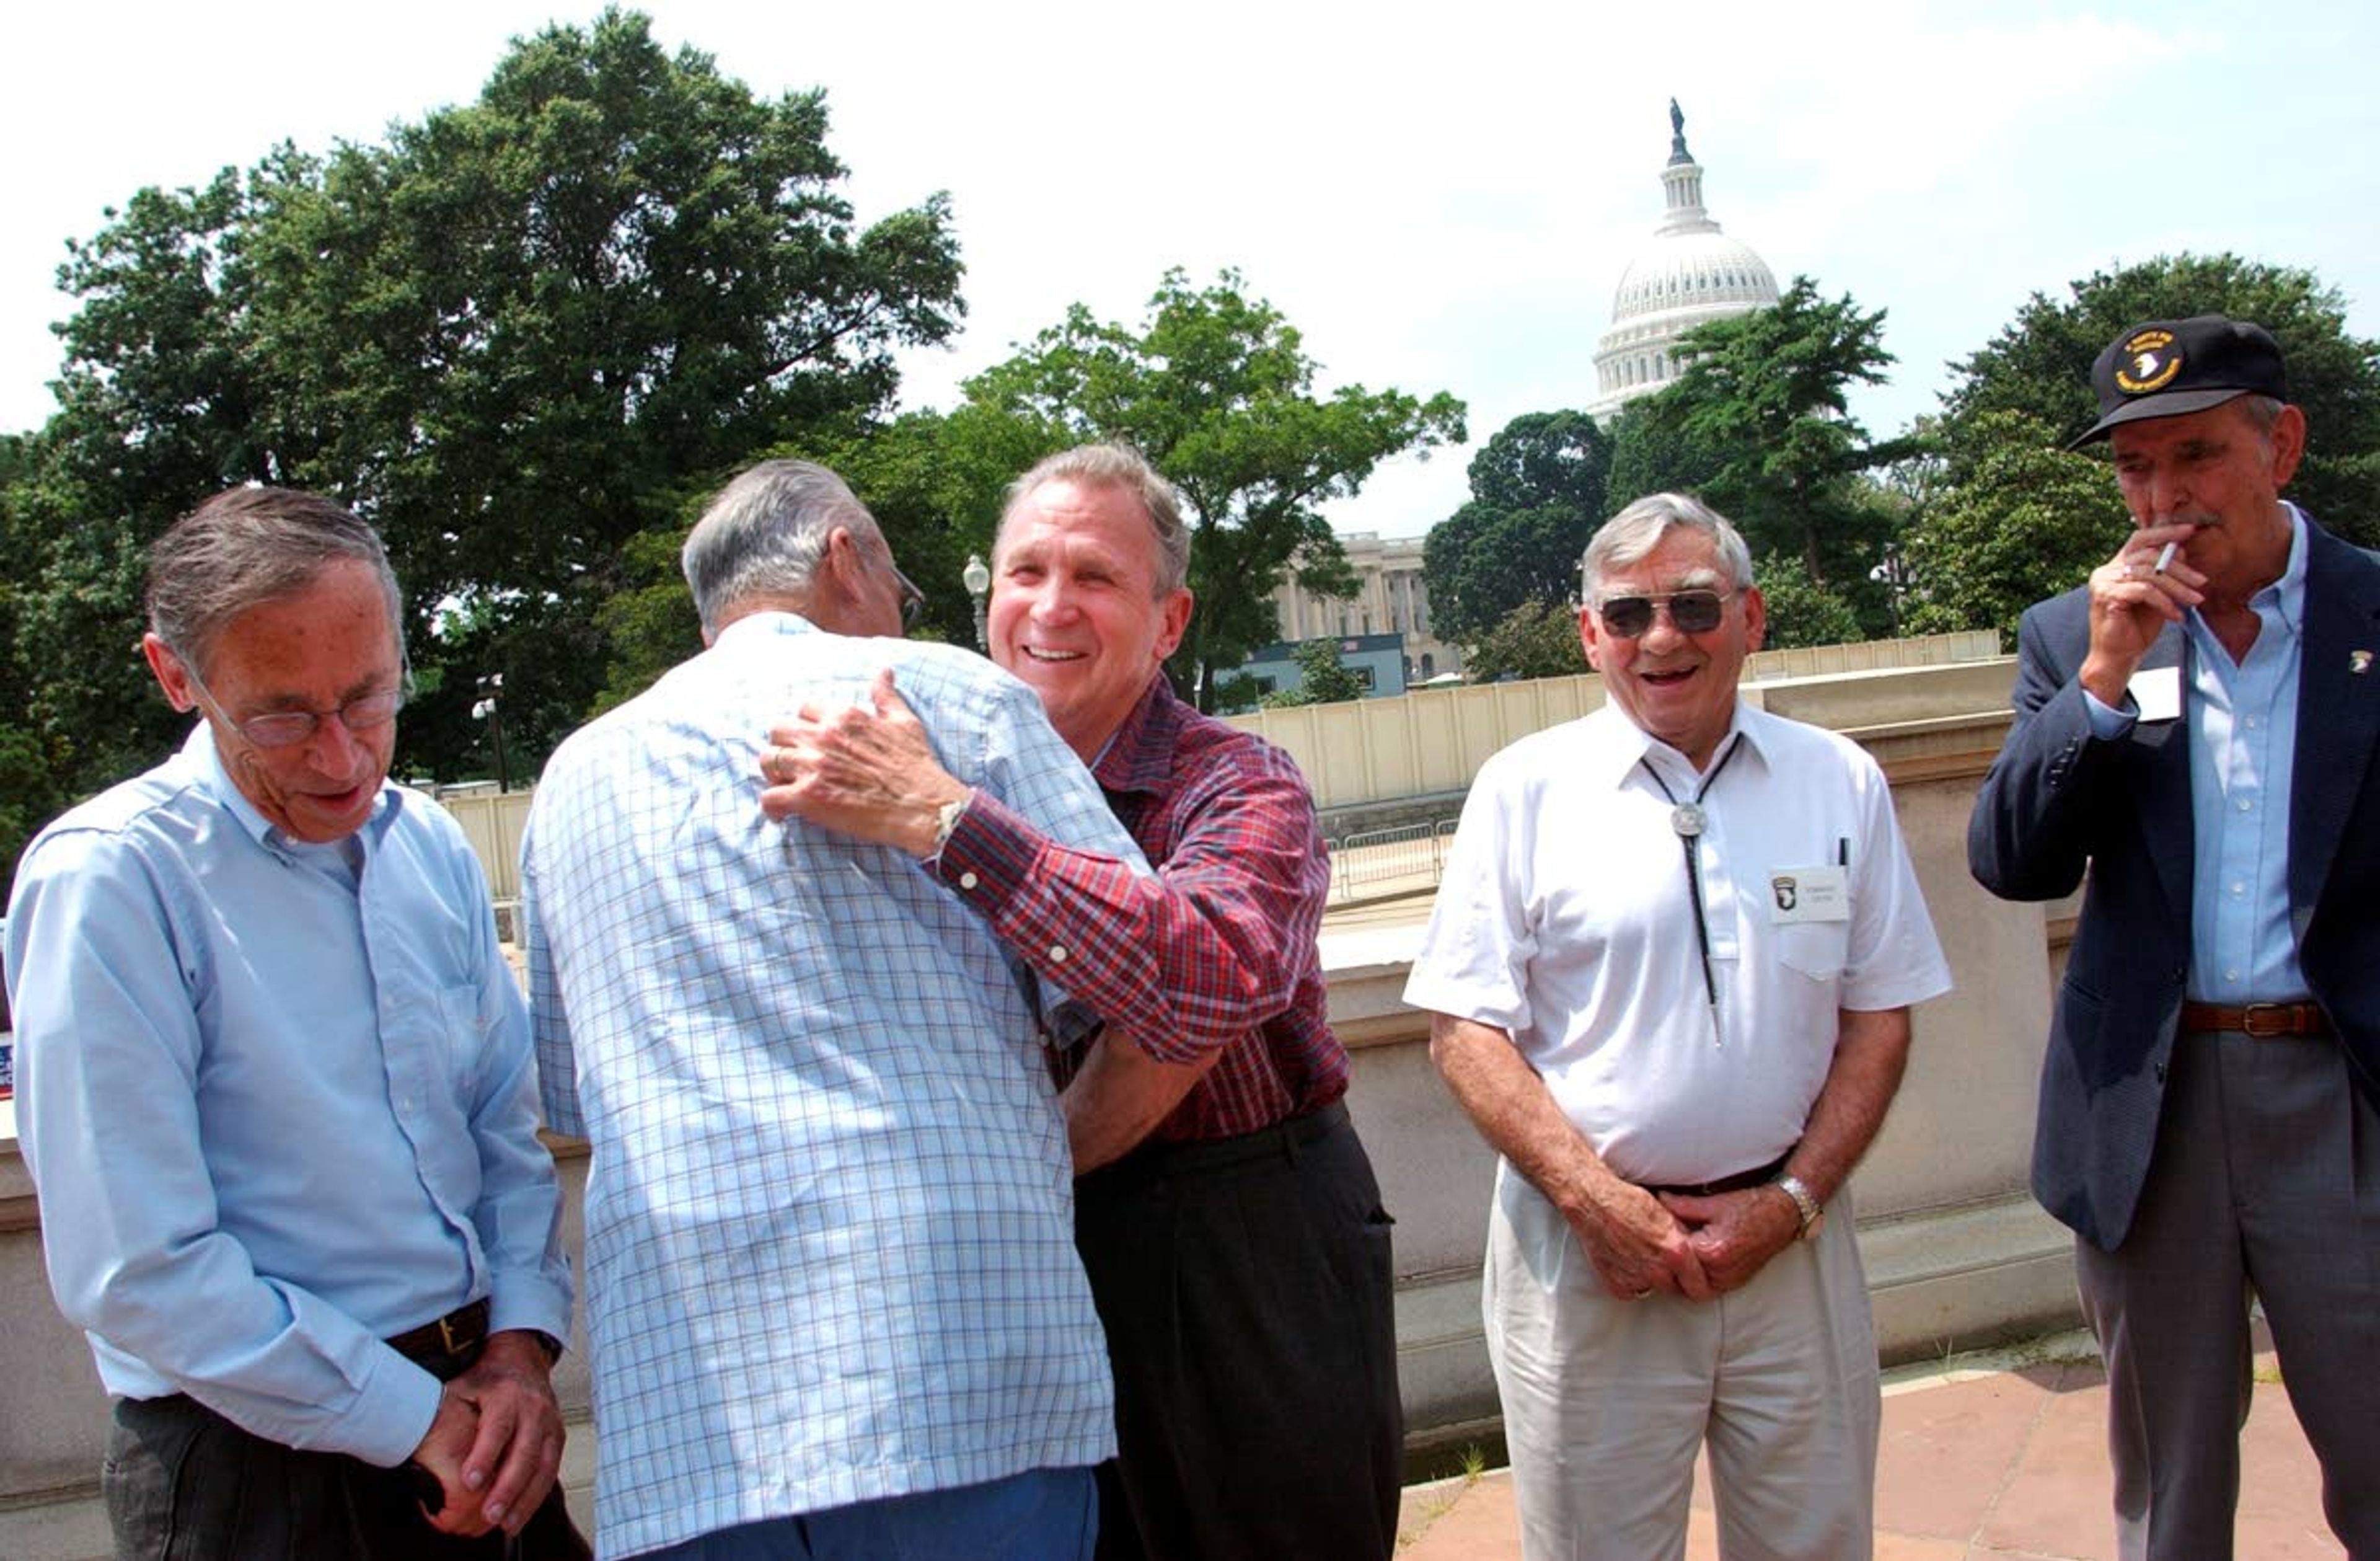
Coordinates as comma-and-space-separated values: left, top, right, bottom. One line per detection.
1406, 491, 1951, 1561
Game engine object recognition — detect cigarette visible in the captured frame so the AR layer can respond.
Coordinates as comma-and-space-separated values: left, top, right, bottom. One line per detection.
2153, 541, 2179, 575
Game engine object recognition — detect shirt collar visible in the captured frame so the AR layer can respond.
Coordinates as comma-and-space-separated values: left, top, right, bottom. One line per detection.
1583, 698, 1766, 794
182, 719, 398, 852
2264, 502, 2311, 630
1090, 674, 1182, 796
712, 609, 822, 648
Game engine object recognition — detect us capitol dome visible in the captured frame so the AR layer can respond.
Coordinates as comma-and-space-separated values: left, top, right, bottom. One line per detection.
1585, 101, 1779, 423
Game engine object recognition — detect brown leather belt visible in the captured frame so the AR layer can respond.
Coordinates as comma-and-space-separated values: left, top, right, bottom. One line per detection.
2179, 1001, 2329, 1039
1642, 1152, 1790, 1200
385, 1297, 490, 1365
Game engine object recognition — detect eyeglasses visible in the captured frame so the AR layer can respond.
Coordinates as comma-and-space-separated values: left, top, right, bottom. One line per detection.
1595, 589, 1736, 639
183, 660, 406, 749
891, 564, 925, 630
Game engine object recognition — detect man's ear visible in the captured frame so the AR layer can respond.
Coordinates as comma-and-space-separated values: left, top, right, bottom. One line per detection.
2268, 403, 2309, 489
1152, 590, 1194, 661
143, 633, 200, 712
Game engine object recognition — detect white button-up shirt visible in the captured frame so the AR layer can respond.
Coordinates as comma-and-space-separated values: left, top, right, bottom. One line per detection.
1406, 702, 1950, 1185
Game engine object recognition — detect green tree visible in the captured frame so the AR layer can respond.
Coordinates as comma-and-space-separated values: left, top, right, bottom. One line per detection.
1603, 394, 1726, 511
1260, 639, 1367, 708
1423, 410, 1609, 643
1898, 410, 2130, 647
1667, 276, 1905, 591
1751, 557, 1867, 650
957, 268, 1465, 707
22, 7, 962, 813
1939, 252, 2380, 547
1465, 598, 1587, 683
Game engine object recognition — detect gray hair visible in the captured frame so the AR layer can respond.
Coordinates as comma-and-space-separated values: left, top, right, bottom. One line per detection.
1582, 492, 1756, 602
2234, 393, 2286, 436
998, 443, 1191, 597
682, 459, 884, 634
146, 486, 405, 678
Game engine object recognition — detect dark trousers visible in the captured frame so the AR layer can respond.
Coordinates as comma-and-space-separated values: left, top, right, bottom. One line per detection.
2075, 1030, 2380, 1560
102, 1333, 586, 1560
1075, 1102, 1403, 1561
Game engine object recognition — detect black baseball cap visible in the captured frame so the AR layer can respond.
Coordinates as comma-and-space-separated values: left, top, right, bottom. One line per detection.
2070, 314, 2290, 448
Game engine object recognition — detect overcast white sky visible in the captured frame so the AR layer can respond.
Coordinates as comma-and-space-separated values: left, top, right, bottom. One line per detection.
6, 0, 2376, 538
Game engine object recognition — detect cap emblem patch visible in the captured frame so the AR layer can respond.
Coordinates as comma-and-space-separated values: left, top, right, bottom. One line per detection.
2115, 329, 2182, 396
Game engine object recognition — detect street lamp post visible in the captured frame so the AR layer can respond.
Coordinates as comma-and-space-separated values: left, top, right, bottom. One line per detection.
472, 673, 511, 793
963, 552, 992, 652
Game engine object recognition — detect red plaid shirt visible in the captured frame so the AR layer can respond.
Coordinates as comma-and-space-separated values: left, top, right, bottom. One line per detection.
934, 674, 1349, 1142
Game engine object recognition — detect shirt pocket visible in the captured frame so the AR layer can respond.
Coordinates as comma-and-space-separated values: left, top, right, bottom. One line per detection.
1775, 919, 1851, 983
435, 981, 495, 1091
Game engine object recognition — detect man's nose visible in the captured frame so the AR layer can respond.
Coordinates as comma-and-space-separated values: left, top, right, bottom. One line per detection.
1641, 607, 1687, 650
1031, 578, 1077, 621
303, 711, 365, 771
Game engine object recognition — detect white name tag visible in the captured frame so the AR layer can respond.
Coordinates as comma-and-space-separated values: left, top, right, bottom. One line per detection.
2128, 665, 2183, 723
1769, 865, 1850, 924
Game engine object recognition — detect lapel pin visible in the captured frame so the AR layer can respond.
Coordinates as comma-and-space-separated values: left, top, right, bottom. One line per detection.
2355, 650, 2374, 675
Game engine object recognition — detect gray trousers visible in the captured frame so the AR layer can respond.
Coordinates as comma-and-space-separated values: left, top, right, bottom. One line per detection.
2076, 1026, 2380, 1561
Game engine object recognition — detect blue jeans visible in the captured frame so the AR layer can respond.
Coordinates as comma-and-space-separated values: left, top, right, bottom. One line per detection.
645, 1467, 1096, 1561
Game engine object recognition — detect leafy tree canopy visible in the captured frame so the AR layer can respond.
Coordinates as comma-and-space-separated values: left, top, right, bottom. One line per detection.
1260, 639, 1368, 708
1465, 598, 1587, 684
1668, 276, 1904, 590
956, 267, 1465, 707
1422, 410, 1609, 644
1897, 410, 2131, 647
12, 7, 961, 839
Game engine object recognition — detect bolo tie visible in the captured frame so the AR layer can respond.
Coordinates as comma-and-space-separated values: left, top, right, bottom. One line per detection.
1637, 733, 1744, 1046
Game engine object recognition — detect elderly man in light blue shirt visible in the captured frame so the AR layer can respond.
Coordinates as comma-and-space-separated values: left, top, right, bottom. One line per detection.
4, 486, 576, 1558
524, 460, 1157, 1561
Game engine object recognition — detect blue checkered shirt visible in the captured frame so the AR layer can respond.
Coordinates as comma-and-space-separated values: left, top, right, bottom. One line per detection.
523, 614, 1142, 1557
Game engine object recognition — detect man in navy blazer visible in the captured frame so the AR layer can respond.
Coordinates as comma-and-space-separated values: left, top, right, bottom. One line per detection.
1969, 316, 2380, 1560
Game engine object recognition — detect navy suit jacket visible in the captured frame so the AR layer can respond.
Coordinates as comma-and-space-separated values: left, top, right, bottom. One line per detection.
1968, 514, 2380, 1250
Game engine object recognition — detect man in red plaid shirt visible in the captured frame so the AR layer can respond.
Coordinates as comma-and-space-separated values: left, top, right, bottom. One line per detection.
760, 443, 1401, 1560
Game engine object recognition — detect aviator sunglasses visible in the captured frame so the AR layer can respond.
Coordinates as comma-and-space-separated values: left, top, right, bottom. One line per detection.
1594, 589, 1735, 638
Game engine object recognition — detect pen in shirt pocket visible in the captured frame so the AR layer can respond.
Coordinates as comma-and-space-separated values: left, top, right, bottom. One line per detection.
1836, 837, 1849, 867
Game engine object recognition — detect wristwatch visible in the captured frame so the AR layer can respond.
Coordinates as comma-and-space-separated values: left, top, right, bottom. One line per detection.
1771, 1173, 1825, 1240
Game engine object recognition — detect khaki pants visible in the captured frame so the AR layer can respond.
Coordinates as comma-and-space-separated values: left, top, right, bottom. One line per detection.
1483, 1162, 1880, 1561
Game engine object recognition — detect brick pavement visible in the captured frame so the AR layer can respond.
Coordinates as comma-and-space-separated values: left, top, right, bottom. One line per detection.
1396, 1335, 2344, 1559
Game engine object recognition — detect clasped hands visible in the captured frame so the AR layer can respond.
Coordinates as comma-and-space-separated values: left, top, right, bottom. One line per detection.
408, 1330, 565, 1537
1573, 1179, 1804, 1304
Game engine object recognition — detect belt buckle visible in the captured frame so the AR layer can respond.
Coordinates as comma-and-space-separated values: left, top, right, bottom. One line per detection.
436, 1312, 469, 1357
2240, 1002, 2293, 1038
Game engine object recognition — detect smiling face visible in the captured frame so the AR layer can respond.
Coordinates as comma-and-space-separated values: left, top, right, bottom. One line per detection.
1580, 526, 1764, 770
2107, 397, 2303, 600
143, 558, 402, 843
990, 477, 1192, 759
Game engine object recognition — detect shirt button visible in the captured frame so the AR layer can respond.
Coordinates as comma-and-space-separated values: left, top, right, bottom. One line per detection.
1049, 945, 1069, 964
2225, 969, 2241, 983
2236, 799, 2252, 812
2230, 881, 2245, 896
958, 872, 979, 890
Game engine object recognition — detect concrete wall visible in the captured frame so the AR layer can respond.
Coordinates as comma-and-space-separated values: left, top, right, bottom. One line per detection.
0, 644, 2083, 1550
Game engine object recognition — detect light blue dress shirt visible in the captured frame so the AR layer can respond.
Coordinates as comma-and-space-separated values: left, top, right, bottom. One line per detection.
2082, 506, 2308, 1001
523, 613, 1148, 1559
2, 724, 571, 1467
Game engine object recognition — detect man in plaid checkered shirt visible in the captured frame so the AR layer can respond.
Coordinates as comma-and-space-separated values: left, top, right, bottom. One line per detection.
761, 443, 1401, 1561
